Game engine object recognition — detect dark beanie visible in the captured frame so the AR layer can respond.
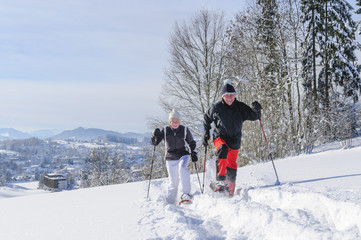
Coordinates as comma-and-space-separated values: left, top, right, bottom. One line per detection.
221, 80, 237, 97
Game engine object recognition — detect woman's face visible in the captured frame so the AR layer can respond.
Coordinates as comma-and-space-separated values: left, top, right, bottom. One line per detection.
170, 118, 180, 129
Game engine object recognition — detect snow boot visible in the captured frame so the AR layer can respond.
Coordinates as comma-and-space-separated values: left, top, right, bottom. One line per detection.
181, 193, 192, 201
225, 180, 235, 197
210, 180, 228, 192
226, 167, 237, 197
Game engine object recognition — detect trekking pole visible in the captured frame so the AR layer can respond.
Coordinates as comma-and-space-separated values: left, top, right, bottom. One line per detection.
146, 145, 157, 199
194, 162, 202, 193
201, 147, 207, 193
259, 119, 281, 185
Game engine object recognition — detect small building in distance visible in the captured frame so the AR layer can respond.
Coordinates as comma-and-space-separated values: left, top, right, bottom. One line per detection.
43, 173, 67, 190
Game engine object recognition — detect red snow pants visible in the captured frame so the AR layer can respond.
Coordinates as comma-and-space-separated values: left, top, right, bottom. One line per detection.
213, 138, 239, 178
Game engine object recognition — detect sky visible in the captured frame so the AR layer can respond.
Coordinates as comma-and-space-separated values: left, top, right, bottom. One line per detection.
0, 1, 360, 134
0, 0, 244, 134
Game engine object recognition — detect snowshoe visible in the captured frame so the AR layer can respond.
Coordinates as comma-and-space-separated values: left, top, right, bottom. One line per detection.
178, 193, 192, 205
209, 181, 228, 193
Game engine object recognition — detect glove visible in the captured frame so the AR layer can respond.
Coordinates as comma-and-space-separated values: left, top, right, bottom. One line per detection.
202, 132, 210, 147
153, 128, 161, 138
151, 128, 161, 146
252, 101, 262, 111
252, 101, 262, 119
191, 152, 198, 162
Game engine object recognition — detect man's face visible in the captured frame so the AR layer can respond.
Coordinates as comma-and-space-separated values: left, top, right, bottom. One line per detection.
223, 94, 235, 106
170, 118, 180, 129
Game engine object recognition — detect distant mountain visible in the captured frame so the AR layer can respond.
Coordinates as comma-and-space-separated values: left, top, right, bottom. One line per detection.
52, 127, 120, 141
52, 127, 150, 142
30, 129, 57, 139
0, 127, 151, 142
0, 128, 31, 140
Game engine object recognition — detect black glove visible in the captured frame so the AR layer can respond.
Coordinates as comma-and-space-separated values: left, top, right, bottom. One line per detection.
252, 101, 262, 119
252, 101, 262, 111
153, 128, 161, 138
151, 128, 162, 146
202, 132, 210, 147
191, 152, 198, 162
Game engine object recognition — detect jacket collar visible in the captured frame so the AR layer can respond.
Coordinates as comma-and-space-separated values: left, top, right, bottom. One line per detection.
169, 125, 182, 132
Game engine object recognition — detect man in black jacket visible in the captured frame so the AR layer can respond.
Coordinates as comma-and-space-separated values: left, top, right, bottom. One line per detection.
203, 80, 262, 196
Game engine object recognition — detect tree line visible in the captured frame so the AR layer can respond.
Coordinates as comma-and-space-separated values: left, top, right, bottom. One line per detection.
148, 0, 361, 173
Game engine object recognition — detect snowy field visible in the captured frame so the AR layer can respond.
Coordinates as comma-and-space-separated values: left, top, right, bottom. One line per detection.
0, 181, 46, 199
1, 138, 361, 240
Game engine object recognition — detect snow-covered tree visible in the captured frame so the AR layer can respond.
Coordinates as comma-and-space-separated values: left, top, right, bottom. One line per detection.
355, 0, 361, 34
147, 9, 231, 174
226, 0, 305, 162
157, 9, 229, 137
300, 0, 325, 151
148, 0, 361, 169
84, 148, 127, 187
143, 144, 167, 182
301, 0, 361, 146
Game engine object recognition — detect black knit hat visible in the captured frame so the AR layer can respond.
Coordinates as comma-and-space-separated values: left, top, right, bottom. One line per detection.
221, 80, 237, 97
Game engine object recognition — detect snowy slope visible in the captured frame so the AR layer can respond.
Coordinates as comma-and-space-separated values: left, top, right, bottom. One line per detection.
0, 181, 46, 199
1, 139, 361, 240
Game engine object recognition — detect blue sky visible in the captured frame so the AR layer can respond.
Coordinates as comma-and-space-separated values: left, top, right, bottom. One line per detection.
0, 0, 242, 133
1, 0, 360, 134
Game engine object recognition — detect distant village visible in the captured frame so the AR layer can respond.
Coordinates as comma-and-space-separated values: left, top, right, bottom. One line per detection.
0, 133, 151, 190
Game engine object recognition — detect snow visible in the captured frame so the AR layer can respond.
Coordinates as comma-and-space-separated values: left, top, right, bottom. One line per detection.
0, 181, 46, 199
1, 139, 361, 239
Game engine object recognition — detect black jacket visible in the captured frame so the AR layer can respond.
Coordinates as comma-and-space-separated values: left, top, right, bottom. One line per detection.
203, 98, 259, 149
151, 125, 196, 160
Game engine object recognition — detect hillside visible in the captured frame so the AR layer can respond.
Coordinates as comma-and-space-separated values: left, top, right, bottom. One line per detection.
1, 138, 361, 239
0, 127, 151, 142
52, 127, 124, 140
0, 128, 31, 140
53, 127, 150, 141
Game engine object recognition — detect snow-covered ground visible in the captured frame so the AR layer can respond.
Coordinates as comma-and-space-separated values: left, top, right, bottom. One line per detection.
1, 138, 361, 239
0, 181, 46, 199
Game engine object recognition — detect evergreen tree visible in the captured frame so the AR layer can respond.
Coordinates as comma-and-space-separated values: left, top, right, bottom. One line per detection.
300, 0, 325, 151
301, 0, 360, 145
356, 0, 361, 35
257, 0, 281, 75
254, 0, 287, 160
326, 0, 361, 140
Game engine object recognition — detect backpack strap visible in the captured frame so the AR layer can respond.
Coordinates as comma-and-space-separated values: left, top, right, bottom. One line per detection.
184, 126, 190, 153
164, 126, 167, 159
184, 126, 187, 141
